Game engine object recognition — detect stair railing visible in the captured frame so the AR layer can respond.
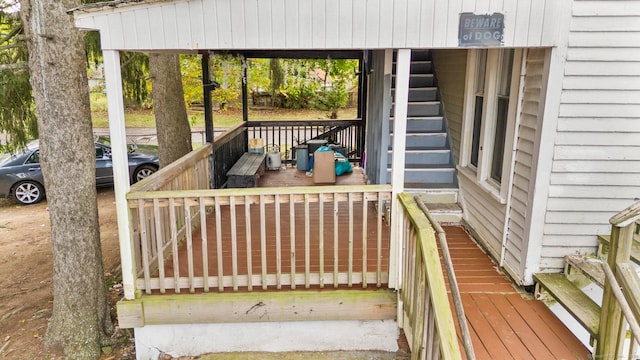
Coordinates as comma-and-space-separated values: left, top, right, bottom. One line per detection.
397, 193, 462, 360
415, 196, 476, 360
596, 200, 640, 358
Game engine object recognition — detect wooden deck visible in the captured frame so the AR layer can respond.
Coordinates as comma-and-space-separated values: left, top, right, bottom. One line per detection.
443, 226, 591, 360
154, 167, 590, 359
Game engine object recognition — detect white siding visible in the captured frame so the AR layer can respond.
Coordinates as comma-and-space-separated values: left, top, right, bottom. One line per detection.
540, 0, 640, 273
458, 173, 507, 258
502, 48, 548, 283
74, 0, 566, 51
431, 49, 468, 162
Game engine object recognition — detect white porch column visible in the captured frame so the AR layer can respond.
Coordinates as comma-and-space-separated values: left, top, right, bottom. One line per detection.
388, 48, 411, 290
103, 50, 136, 300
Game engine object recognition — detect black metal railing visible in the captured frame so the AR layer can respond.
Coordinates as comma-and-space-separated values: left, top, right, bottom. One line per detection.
211, 123, 247, 188
246, 119, 363, 163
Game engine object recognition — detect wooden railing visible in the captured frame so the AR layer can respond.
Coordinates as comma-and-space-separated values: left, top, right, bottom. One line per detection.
131, 144, 211, 192
595, 201, 640, 359
128, 145, 212, 286
127, 184, 392, 294
415, 197, 475, 360
397, 193, 462, 360
247, 119, 363, 163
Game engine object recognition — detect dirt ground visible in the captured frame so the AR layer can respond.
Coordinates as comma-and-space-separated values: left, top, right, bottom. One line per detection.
0, 187, 131, 359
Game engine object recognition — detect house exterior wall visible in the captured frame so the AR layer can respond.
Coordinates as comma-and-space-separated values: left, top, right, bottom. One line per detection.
74, 0, 565, 51
431, 49, 468, 163
503, 48, 550, 280
538, 0, 640, 273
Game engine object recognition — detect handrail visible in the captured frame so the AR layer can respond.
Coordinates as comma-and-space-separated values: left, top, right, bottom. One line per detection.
398, 193, 462, 360
610, 200, 640, 227
596, 199, 640, 358
415, 196, 476, 360
600, 261, 640, 345
247, 119, 361, 127
131, 143, 211, 192
212, 122, 247, 150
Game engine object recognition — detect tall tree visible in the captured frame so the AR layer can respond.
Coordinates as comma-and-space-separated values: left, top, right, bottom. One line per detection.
20, 0, 112, 358
149, 52, 192, 167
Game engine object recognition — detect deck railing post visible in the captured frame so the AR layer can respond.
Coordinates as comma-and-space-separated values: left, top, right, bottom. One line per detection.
597, 205, 638, 358
389, 48, 411, 290
597, 224, 635, 357
103, 49, 137, 300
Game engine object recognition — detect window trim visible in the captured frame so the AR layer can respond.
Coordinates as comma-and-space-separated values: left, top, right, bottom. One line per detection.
460, 48, 523, 202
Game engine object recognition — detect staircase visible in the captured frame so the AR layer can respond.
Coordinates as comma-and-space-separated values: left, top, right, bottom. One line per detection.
389, 50, 461, 224
533, 230, 640, 353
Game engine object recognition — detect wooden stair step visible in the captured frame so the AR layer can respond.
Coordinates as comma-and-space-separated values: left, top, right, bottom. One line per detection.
565, 255, 605, 287
597, 234, 640, 265
533, 273, 600, 339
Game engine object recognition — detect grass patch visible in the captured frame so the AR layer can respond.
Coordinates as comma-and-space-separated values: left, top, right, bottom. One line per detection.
91, 92, 358, 130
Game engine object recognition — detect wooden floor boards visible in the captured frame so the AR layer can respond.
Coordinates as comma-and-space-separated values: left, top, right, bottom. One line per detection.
443, 226, 591, 360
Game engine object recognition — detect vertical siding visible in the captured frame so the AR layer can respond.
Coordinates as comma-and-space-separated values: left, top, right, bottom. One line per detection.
502, 48, 548, 281
431, 49, 468, 162
540, 0, 640, 272
365, 51, 392, 184
74, 0, 565, 50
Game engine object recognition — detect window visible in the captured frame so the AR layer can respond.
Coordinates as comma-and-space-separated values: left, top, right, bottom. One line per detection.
461, 49, 522, 201
25, 151, 40, 164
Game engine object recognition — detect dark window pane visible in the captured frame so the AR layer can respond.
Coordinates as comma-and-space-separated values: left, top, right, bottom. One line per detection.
490, 96, 509, 182
25, 151, 40, 164
471, 96, 483, 167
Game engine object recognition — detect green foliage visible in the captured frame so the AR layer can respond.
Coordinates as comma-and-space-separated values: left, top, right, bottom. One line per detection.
0, 5, 37, 152
120, 52, 151, 108
180, 54, 203, 106
209, 53, 242, 110
267, 58, 357, 118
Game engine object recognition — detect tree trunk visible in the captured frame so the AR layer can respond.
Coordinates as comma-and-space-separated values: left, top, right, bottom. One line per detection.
149, 53, 192, 167
20, 0, 112, 358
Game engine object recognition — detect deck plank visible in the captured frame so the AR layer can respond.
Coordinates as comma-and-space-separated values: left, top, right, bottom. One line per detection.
461, 293, 514, 359
471, 293, 535, 360
506, 293, 591, 359
488, 294, 556, 360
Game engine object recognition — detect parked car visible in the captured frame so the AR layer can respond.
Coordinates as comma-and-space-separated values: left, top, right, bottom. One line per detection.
0, 140, 159, 205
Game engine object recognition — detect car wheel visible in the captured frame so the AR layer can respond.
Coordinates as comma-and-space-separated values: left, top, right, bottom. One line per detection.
13, 181, 45, 205
133, 164, 157, 183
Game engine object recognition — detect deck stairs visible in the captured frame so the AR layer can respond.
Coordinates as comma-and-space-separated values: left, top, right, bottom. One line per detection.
533, 233, 640, 346
389, 50, 462, 224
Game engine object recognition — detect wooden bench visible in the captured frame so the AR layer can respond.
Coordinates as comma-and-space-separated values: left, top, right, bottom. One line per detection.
226, 152, 266, 188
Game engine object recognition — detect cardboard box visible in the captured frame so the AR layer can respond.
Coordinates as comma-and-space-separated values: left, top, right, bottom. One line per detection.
313, 151, 336, 184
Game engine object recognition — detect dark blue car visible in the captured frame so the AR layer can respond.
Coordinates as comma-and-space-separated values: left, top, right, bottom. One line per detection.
0, 140, 159, 205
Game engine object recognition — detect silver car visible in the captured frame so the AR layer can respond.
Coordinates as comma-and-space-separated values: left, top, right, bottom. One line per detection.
0, 140, 159, 205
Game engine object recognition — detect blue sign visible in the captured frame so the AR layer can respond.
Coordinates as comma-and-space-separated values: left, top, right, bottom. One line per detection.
459, 13, 505, 47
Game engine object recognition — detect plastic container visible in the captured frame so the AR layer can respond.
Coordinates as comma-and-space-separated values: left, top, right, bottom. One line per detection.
248, 138, 264, 154
296, 145, 309, 171
307, 139, 328, 154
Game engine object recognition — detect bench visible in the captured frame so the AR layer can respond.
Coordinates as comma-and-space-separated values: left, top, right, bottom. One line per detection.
226, 152, 267, 188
